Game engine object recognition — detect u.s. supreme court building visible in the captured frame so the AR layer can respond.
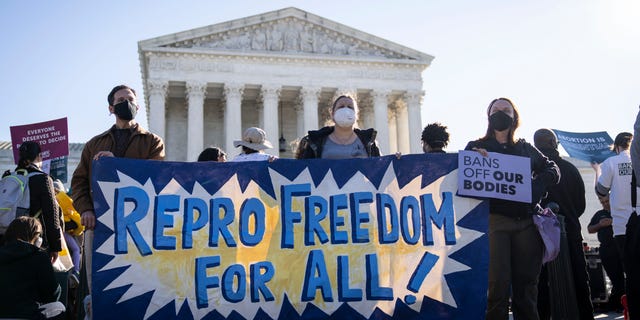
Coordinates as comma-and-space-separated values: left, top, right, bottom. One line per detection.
138, 7, 434, 161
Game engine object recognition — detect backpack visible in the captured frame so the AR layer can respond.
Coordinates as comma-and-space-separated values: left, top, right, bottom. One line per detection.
0, 169, 42, 234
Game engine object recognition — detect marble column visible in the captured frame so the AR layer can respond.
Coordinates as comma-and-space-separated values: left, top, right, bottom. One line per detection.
406, 90, 424, 154
147, 79, 168, 140
301, 87, 320, 134
261, 84, 280, 156
294, 103, 305, 139
388, 106, 398, 154
186, 81, 207, 161
224, 83, 244, 156
360, 96, 374, 129
396, 100, 410, 155
372, 90, 391, 155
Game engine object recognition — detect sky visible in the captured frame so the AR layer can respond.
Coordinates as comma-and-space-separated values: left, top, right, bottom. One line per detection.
1, 0, 639, 153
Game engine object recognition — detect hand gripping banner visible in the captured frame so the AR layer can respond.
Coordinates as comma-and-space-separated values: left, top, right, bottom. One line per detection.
90, 154, 488, 319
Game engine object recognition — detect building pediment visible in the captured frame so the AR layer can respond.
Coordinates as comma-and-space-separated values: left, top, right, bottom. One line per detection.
138, 7, 433, 64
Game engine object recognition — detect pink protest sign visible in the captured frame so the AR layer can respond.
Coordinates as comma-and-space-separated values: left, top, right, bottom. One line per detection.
10, 117, 69, 164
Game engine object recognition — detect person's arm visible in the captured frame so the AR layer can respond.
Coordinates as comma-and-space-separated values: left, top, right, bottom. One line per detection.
43, 176, 62, 255
527, 143, 561, 204
632, 106, 640, 185
590, 162, 601, 186
71, 145, 97, 229
587, 216, 612, 234
148, 135, 165, 160
31, 174, 62, 259
595, 161, 612, 198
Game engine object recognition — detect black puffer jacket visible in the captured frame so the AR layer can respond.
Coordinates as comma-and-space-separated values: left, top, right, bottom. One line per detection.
465, 138, 560, 218
295, 126, 381, 159
0, 240, 61, 319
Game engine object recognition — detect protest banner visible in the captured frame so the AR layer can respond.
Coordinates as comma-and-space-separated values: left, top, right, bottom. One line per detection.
90, 154, 488, 319
9, 117, 69, 163
552, 129, 615, 163
457, 150, 532, 203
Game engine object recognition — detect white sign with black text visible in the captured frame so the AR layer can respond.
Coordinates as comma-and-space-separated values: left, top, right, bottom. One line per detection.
457, 150, 532, 203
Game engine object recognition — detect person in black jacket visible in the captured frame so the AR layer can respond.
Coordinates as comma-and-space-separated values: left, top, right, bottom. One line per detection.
533, 128, 594, 319
465, 98, 560, 320
295, 95, 380, 159
16, 141, 63, 263
588, 197, 625, 312
0, 216, 63, 319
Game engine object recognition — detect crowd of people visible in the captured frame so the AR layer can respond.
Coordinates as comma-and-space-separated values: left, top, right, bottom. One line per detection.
1, 84, 639, 320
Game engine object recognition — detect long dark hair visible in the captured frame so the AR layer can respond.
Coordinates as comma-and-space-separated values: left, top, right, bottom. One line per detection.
480, 97, 520, 145
17, 141, 41, 169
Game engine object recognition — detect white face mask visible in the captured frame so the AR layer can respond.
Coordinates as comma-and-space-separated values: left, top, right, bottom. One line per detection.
35, 236, 43, 248
333, 107, 356, 127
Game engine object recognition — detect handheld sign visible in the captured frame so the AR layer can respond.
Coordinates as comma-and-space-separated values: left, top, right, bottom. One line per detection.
9, 117, 69, 164
458, 150, 532, 203
552, 129, 615, 164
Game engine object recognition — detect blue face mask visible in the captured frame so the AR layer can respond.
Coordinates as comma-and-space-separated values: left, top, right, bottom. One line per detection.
113, 100, 137, 121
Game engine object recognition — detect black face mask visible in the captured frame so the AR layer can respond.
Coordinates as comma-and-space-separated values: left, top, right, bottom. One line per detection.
489, 111, 513, 132
113, 100, 137, 121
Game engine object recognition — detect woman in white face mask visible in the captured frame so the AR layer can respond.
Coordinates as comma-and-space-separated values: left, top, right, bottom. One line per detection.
295, 95, 381, 159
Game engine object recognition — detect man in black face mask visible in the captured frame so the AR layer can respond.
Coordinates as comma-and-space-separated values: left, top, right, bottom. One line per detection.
70, 85, 165, 311
533, 128, 594, 320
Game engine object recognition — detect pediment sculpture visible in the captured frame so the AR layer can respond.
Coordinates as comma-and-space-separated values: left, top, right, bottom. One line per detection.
162, 18, 414, 60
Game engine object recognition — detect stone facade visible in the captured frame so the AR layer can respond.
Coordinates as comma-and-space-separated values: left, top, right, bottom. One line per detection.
138, 7, 434, 161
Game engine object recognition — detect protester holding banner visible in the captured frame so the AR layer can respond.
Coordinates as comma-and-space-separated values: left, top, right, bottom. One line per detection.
197, 146, 227, 162
70, 84, 165, 317
231, 127, 276, 162
10, 141, 63, 263
533, 128, 593, 320
465, 97, 560, 320
0, 216, 64, 319
295, 95, 380, 159
421, 122, 449, 153
72, 84, 165, 230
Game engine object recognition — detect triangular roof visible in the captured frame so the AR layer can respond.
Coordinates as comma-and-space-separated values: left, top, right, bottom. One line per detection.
138, 7, 434, 64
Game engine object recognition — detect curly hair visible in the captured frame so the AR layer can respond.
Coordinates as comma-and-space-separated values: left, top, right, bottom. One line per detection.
421, 122, 450, 150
